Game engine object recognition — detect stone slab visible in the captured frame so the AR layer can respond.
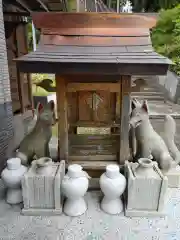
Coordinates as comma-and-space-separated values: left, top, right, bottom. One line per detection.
130, 100, 180, 118
163, 165, 180, 188
21, 208, 62, 216
138, 100, 180, 117
125, 207, 166, 217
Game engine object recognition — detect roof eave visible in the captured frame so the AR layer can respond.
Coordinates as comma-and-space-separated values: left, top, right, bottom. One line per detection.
16, 59, 170, 76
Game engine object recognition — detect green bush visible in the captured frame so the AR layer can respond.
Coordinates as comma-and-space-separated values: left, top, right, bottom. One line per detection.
31, 73, 55, 83
31, 74, 55, 96
151, 4, 180, 75
27, 22, 40, 52
130, 0, 179, 12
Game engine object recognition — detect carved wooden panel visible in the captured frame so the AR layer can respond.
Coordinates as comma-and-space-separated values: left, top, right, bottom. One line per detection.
93, 91, 111, 122
67, 92, 78, 123
78, 91, 113, 123
78, 91, 92, 122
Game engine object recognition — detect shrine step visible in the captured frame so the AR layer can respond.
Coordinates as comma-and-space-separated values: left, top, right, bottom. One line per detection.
67, 160, 120, 183
141, 87, 158, 92
69, 134, 119, 146
68, 160, 118, 171
70, 145, 117, 155
70, 121, 120, 128
69, 134, 118, 162
131, 95, 164, 101
69, 154, 117, 161
132, 92, 164, 96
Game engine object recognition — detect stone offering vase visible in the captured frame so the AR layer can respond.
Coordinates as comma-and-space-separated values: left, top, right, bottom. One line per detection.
1, 158, 27, 204
99, 164, 126, 215
61, 164, 90, 217
21, 160, 65, 216
124, 159, 168, 217
135, 158, 157, 177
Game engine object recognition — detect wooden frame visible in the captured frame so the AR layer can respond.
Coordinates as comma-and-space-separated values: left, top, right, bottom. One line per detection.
67, 83, 121, 92
55, 74, 132, 167
32, 12, 157, 29
119, 76, 131, 164
5, 19, 32, 114
56, 75, 68, 163
16, 23, 26, 113
16, 61, 169, 76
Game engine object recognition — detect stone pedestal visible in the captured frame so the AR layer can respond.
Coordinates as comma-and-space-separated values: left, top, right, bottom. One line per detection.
21, 160, 65, 216
162, 165, 180, 188
124, 160, 168, 217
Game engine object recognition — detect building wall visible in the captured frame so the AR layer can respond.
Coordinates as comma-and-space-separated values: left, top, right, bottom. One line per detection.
158, 71, 180, 103
0, 0, 13, 172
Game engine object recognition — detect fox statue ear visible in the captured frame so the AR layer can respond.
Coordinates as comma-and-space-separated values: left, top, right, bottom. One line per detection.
48, 100, 55, 112
36, 102, 44, 114
142, 100, 148, 113
131, 98, 138, 110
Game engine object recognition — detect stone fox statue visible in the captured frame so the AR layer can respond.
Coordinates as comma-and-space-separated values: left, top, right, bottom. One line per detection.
129, 99, 141, 160
12, 100, 56, 166
164, 114, 180, 165
129, 99, 177, 171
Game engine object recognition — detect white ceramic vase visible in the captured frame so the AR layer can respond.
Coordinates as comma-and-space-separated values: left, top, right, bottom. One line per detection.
100, 164, 126, 215
34, 157, 53, 175
61, 164, 90, 217
1, 158, 27, 204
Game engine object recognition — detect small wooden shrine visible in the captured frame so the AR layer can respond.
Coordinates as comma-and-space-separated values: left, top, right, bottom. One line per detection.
15, 12, 171, 176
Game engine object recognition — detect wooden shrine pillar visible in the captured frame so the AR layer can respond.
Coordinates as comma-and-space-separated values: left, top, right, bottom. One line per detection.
56, 75, 69, 162
16, 23, 26, 113
119, 76, 131, 164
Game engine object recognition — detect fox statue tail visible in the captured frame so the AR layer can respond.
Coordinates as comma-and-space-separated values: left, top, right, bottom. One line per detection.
164, 115, 180, 165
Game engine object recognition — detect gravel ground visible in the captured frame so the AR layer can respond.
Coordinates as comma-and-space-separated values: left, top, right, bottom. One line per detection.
0, 181, 180, 240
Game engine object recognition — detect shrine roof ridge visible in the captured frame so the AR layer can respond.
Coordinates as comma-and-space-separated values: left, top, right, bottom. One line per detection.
32, 12, 157, 30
